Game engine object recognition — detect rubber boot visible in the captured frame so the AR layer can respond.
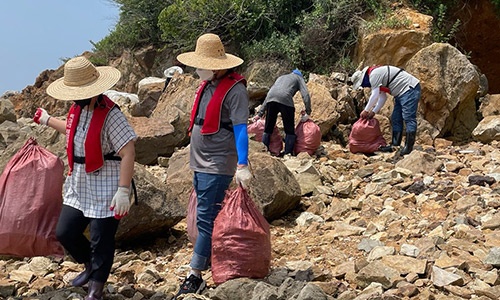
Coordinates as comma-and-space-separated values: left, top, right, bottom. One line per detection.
400, 131, 416, 155
379, 131, 402, 152
71, 262, 92, 287
85, 280, 105, 300
262, 132, 271, 151
284, 134, 296, 155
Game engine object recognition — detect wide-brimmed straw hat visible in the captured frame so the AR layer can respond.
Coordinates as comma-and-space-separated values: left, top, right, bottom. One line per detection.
350, 66, 369, 90
177, 33, 243, 70
46, 56, 121, 101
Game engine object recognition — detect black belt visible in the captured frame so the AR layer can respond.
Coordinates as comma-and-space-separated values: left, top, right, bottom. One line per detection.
194, 117, 234, 132
73, 153, 122, 164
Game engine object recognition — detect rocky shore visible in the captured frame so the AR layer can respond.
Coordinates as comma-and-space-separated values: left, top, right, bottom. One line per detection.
1, 138, 499, 300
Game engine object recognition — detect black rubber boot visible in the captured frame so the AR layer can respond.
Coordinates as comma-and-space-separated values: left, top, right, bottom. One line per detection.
379, 131, 403, 152
262, 132, 271, 151
85, 280, 105, 300
71, 262, 92, 287
400, 131, 416, 155
284, 134, 296, 155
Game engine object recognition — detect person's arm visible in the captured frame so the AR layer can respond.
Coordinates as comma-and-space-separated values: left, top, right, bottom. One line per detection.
257, 98, 268, 117
298, 78, 312, 115
364, 86, 381, 113
33, 107, 66, 133
110, 139, 135, 218
372, 91, 387, 113
46, 117, 66, 134
233, 123, 248, 166
117, 140, 135, 188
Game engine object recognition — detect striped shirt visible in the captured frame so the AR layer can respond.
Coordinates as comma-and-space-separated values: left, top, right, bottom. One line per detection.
63, 107, 137, 218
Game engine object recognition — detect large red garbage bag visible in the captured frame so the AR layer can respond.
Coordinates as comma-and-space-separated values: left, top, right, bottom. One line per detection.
247, 118, 283, 156
348, 118, 387, 154
186, 188, 198, 245
0, 138, 65, 257
211, 186, 271, 284
294, 119, 321, 155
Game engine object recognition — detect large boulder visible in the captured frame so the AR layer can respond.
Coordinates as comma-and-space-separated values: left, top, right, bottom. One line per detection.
129, 116, 176, 165
406, 43, 480, 141
151, 74, 199, 149
294, 81, 340, 137
116, 163, 185, 242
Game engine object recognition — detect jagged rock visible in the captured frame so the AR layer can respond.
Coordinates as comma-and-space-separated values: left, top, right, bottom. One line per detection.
479, 94, 500, 118
356, 260, 402, 289
115, 163, 185, 242
354, 9, 433, 68
407, 43, 481, 142
483, 247, 500, 267
0, 98, 16, 124
129, 116, 176, 165
472, 116, 500, 143
431, 266, 464, 287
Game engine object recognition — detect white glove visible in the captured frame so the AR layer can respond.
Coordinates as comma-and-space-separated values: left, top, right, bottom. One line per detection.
235, 166, 252, 189
33, 108, 51, 125
300, 113, 310, 122
110, 186, 131, 219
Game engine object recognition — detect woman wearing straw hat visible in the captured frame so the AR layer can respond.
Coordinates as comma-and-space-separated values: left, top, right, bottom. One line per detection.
33, 56, 137, 300
174, 33, 252, 298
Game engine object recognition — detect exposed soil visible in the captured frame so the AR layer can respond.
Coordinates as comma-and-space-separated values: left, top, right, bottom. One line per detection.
452, 0, 500, 93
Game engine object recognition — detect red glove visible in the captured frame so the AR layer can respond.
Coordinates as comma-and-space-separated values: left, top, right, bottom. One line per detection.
33, 108, 50, 125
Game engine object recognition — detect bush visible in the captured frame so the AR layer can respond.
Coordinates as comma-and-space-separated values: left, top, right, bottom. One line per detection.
93, 0, 170, 59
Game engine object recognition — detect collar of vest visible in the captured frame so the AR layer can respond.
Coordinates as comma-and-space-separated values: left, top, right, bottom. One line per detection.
66, 95, 116, 174
188, 72, 246, 135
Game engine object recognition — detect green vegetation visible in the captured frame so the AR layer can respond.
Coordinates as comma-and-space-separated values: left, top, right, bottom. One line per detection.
90, 0, 500, 74
92, 0, 171, 61
407, 0, 461, 43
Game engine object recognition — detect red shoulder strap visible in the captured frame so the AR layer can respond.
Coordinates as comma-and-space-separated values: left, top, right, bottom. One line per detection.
200, 73, 246, 135
188, 81, 209, 133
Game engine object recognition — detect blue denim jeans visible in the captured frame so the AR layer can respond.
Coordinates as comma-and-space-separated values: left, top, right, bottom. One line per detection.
391, 83, 421, 132
190, 172, 233, 271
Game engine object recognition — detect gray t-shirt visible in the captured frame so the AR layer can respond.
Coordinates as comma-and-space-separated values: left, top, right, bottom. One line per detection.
190, 80, 249, 175
258, 73, 311, 116
369, 66, 420, 97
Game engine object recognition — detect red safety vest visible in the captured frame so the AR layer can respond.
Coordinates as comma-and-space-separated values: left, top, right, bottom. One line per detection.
66, 95, 116, 174
188, 72, 246, 135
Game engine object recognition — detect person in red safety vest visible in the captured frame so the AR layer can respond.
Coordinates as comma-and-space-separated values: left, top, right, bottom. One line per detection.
174, 33, 252, 299
33, 56, 137, 300
351, 65, 421, 155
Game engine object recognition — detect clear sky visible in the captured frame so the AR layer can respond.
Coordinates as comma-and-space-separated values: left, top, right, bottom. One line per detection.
0, 0, 120, 94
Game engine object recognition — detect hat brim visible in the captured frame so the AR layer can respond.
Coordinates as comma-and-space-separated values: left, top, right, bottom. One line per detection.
46, 66, 121, 101
177, 52, 243, 70
351, 67, 369, 90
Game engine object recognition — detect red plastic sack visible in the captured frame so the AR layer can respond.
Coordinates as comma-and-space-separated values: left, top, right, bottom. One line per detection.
211, 186, 271, 284
294, 119, 321, 155
348, 118, 387, 154
186, 188, 198, 245
247, 118, 283, 156
0, 138, 65, 257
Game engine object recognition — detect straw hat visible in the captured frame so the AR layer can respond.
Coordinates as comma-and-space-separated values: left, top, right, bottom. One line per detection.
47, 56, 121, 101
350, 66, 369, 90
177, 33, 243, 70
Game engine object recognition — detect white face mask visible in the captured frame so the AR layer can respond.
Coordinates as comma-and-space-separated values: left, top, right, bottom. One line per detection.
196, 69, 214, 81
